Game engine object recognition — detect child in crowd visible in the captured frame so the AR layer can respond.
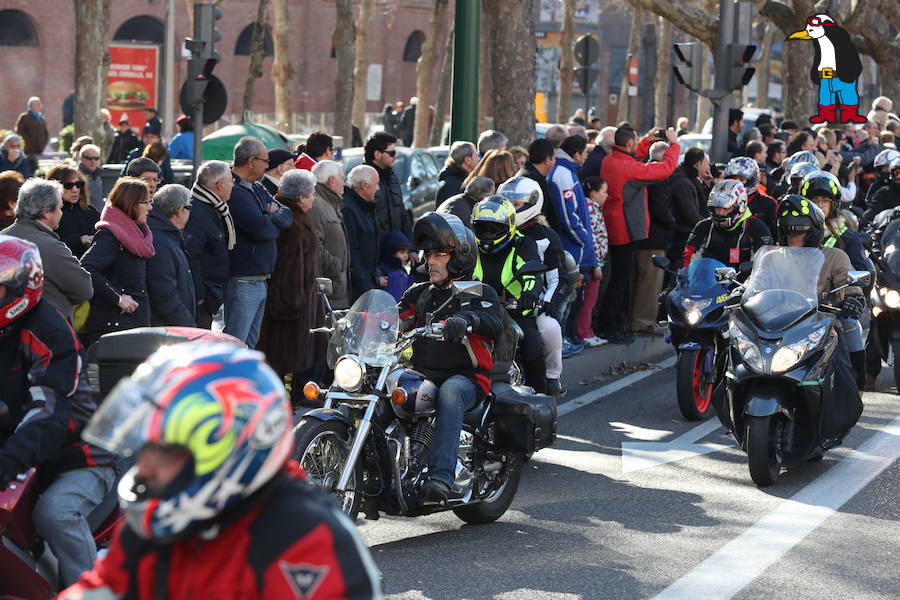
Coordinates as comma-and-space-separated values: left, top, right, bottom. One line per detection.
379, 231, 414, 301
579, 176, 609, 345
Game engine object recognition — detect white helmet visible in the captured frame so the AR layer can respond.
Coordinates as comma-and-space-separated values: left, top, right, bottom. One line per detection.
874, 149, 900, 169
497, 176, 544, 226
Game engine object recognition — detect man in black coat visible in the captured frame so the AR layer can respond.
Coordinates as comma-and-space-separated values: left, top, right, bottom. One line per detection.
516, 138, 561, 232
146, 185, 196, 327
727, 108, 744, 158
436, 176, 495, 227
581, 126, 614, 181
107, 118, 141, 164
434, 141, 478, 209
364, 131, 412, 240
343, 165, 385, 301
667, 148, 708, 275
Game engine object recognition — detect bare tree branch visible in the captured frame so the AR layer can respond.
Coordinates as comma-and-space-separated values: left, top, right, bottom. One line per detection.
752, 0, 796, 32
626, 0, 717, 48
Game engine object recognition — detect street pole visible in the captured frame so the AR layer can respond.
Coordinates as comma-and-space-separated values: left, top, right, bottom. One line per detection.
192, 102, 203, 181
709, 0, 734, 164
450, 0, 480, 143
163, 0, 176, 141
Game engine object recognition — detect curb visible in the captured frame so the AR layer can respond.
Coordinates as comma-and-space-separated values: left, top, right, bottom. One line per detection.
560, 333, 673, 395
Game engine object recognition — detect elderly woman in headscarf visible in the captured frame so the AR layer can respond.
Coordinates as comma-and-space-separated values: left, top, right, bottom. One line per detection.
257, 169, 327, 402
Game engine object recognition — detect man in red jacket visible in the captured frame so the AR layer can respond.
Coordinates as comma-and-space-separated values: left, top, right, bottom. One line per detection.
597, 126, 679, 343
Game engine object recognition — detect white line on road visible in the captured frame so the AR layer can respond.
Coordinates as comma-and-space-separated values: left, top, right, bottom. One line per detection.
652, 415, 900, 600
557, 355, 677, 417
621, 417, 732, 474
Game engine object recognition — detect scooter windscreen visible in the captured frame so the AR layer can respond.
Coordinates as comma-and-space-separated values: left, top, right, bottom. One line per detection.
879, 220, 900, 276
741, 246, 823, 332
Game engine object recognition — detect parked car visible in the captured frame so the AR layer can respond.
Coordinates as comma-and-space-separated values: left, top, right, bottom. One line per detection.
677, 133, 713, 158
341, 147, 440, 219
429, 145, 449, 168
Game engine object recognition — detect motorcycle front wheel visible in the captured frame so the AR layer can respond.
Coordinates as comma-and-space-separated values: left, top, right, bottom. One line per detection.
452, 452, 523, 525
293, 419, 363, 521
676, 349, 713, 421
746, 414, 784, 487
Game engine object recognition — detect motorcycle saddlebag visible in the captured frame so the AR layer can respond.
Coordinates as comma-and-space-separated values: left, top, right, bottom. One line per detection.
490, 383, 557, 453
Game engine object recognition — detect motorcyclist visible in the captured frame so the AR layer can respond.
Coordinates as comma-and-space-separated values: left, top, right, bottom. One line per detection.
863, 157, 900, 222
59, 343, 382, 599
0, 235, 117, 589
497, 176, 566, 397
863, 148, 900, 209
800, 171, 868, 271
471, 196, 547, 394
769, 150, 818, 199
398, 212, 504, 503
683, 180, 773, 270
782, 162, 821, 200
724, 157, 777, 237
776, 195, 867, 392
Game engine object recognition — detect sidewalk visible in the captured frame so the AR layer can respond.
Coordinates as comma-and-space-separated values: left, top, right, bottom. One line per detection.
560, 332, 673, 397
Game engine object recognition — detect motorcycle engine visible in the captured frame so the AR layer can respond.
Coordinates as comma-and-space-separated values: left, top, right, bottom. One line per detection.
409, 421, 434, 473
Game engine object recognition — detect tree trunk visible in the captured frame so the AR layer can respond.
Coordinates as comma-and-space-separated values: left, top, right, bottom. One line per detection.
654, 17, 671, 126
271, 0, 293, 130
242, 0, 270, 121
484, 0, 535, 147
755, 20, 774, 108
430, 23, 454, 147
352, 0, 373, 137
555, 0, 576, 125
413, 0, 449, 148
478, 4, 494, 132
617, 7, 642, 125
333, 0, 356, 145
781, 46, 810, 123
596, 44, 610, 125
74, 0, 111, 142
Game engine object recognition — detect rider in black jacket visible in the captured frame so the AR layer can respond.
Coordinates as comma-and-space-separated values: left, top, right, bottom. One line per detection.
398, 213, 503, 503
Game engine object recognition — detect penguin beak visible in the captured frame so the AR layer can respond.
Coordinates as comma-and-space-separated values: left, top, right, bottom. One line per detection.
788, 30, 812, 40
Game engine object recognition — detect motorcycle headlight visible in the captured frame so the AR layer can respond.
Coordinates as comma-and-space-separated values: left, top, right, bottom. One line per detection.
770, 323, 829, 373
686, 309, 702, 325
334, 355, 365, 392
883, 288, 900, 309
681, 297, 712, 312
729, 321, 764, 372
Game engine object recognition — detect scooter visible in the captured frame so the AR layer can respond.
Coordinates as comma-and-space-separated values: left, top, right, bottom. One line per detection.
866, 210, 900, 390
653, 256, 731, 421
718, 246, 868, 487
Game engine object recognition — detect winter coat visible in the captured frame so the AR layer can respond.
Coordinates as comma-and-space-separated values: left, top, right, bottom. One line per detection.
601, 138, 680, 246
1, 217, 93, 322
146, 210, 196, 327
864, 182, 900, 222
14, 110, 48, 155
308, 183, 351, 308
342, 186, 381, 302
228, 172, 293, 278
108, 129, 141, 164
0, 149, 32, 178
57, 201, 100, 258
581, 145, 608, 181
437, 191, 479, 227
548, 151, 597, 269
261, 174, 280, 197
368, 162, 412, 239
379, 231, 414, 301
669, 165, 705, 235
167, 131, 194, 160
434, 164, 468, 209
639, 179, 677, 251
748, 191, 778, 238
257, 203, 325, 374
78, 163, 105, 213
184, 198, 230, 318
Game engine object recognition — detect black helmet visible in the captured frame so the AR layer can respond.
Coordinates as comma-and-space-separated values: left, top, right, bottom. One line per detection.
800, 171, 842, 216
412, 212, 477, 280
776, 194, 825, 247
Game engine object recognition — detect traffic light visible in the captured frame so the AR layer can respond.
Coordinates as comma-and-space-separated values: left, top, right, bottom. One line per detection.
183, 3, 222, 110
195, 3, 222, 66
672, 42, 702, 91
726, 43, 756, 89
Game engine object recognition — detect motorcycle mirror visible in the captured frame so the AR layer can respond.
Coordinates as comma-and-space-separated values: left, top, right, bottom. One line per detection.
715, 267, 737, 281
315, 277, 333, 296
451, 281, 484, 298
847, 271, 871, 287
651, 255, 670, 270
738, 261, 753, 274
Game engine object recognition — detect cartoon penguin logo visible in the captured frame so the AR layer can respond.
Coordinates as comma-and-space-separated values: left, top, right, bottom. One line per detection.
787, 14, 865, 124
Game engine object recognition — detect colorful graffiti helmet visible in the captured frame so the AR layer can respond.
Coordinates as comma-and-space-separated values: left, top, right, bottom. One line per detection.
777, 194, 825, 247
0, 235, 43, 332
707, 179, 748, 229
471, 195, 517, 253
800, 170, 842, 215
83, 343, 293, 542
724, 157, 760, 194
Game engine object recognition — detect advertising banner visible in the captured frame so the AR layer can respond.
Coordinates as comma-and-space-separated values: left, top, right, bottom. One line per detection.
107, 44, 159, 129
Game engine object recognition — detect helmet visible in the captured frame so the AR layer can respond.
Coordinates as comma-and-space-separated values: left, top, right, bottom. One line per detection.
82, 343, 293, 542
891, 156, 900, 180
777, 194, 825, 247
471, 196, 517, 254
784, 150, 818, 170
412, 212, 477, 280
724, 157, 760, 194
497, 176, 543, 226
789, 162, 820, 186
0, 235, 44, 332
874, 149, 900, 170
800, 171, 842, 216
707, 180, 748, 229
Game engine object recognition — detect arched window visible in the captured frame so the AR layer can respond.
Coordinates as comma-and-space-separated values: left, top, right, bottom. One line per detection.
0, 10, 39, 47
402, 30, 425, 62
235, 24, 274, 56
113, 16, 164, 44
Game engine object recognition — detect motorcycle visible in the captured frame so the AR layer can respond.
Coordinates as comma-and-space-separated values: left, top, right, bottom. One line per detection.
718, 245, 868, 487
653, 256, 732, 421
293, 279, 557, 523
866, 211, 900, 390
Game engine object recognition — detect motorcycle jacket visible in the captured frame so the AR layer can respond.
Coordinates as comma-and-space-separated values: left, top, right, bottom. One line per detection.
0, 299, 114, 480
58, 464, 383, 600
683, 210, 773, 268
824, 220, 868, 272
863, 181, 900, 222
473, 233, 543, 317
399, 281, 504, 397
748, 190, 778, 237
517, 220, 563, 316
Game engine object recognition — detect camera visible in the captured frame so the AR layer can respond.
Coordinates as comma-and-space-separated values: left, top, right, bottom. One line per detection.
654, 129, 669, 140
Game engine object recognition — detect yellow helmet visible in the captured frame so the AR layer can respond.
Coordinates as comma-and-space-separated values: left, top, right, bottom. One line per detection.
471, 196, 516, 253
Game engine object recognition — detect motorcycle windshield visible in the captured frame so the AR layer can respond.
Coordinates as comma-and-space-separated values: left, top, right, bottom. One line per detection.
741, 246, 823, 332
683, 257, 727, 293
327, 289, 399, 368
879, 220, 900, 276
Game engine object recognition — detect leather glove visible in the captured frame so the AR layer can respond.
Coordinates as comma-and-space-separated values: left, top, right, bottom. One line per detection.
517, 294, 537, 313
0, 454, 20, 490
443, 316, 470, 343
838, 295, 865, 320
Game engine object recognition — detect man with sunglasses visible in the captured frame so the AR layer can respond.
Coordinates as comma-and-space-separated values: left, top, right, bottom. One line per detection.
364, 132, 413, 240
77, 144, 105, 212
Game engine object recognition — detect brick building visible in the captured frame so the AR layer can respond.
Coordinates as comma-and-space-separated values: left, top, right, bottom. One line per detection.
0, 0, 443, 136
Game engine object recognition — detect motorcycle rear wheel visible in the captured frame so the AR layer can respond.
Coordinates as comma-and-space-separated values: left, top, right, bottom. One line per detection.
293, 419, 363, 521
452, 452, 522, 524
746, 414, 783, 487
676, 349, 713, 421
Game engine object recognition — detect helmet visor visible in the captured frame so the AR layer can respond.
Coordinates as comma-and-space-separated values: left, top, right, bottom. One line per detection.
473, 220, 508, 241
82, 377, 157, 459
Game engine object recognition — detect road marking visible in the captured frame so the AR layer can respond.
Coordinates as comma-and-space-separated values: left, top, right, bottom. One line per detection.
652, 415, 900, 600
621, 418, 732, 474
557, 355, 676, 417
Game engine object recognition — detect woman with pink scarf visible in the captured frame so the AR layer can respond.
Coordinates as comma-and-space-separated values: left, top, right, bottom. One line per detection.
79, 178, 154, 347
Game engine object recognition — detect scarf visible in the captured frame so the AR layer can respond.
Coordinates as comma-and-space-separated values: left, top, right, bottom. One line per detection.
95, 204, 155, 258
192, 183, 236, 250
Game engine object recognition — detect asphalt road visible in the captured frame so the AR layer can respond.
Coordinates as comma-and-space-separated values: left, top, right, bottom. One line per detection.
356, 347, 900, 600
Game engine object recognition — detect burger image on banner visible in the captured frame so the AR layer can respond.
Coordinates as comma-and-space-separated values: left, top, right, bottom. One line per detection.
107, 81, 150, 110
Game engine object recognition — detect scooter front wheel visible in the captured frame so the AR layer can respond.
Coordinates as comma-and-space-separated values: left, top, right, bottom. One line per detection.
746, 414, 783, 487
676, 349, 713, 421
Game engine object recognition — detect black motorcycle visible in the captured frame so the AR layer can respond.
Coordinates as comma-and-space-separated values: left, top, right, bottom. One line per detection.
292, 280, 557, 523
718, 246, 868, 487
867, 211, 900, 389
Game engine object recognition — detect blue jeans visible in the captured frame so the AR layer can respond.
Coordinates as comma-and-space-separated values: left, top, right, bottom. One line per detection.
428, 375, 477, 486
223, 278, 267, 348
33, 466, 116, 588
819, 77, 859, 106
839, 317, 865, 353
